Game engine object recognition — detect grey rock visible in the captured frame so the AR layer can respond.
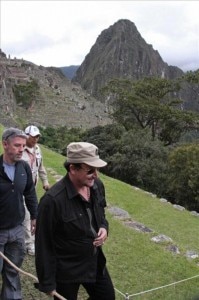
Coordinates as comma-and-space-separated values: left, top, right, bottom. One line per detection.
107, 206, 130, 220
160, 198, 168, 203
173, 204, 185, 211
124, 221, 153, 233
191, 211, 199, 217
165, 245, 180, 254
151, 234, 173, 244
186, 251, 199, 259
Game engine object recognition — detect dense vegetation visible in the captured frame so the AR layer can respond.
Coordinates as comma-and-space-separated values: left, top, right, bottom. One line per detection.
39, 71, 199, 212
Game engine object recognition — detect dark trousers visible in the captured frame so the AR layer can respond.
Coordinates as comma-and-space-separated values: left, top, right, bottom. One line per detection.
54, 267, 115, 300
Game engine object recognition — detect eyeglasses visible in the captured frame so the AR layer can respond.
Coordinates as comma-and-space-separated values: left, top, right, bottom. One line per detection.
79, 166, 98, 175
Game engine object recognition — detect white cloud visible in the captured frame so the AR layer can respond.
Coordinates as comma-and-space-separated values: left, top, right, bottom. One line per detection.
1, 0, 199, 71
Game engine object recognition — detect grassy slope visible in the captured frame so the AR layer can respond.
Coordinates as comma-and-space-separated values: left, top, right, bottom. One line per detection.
0, 124, 199, 299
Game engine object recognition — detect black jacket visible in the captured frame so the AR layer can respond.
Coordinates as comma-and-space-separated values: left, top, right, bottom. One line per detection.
35, 175, 108, 293
0, 155, 38, 229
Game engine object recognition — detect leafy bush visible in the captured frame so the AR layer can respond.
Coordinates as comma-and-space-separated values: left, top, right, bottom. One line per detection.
39, 126, 83, 154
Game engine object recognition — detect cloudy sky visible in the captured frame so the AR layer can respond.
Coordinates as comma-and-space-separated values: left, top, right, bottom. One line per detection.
1, 0, 199, 72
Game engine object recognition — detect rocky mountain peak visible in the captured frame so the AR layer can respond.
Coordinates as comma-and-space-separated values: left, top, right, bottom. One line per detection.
73, 19, 183, 100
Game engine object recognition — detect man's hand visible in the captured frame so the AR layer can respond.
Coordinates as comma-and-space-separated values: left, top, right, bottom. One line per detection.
43, 184, 50, 191
93, 227, 107, 247
30, 219, 36, 235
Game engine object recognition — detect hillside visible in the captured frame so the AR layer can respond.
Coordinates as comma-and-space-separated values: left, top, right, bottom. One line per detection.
0, 50, 111, 129
1, 124, 199, 299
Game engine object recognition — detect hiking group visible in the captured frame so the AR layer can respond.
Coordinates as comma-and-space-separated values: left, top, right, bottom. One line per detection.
0, 126, 115, 300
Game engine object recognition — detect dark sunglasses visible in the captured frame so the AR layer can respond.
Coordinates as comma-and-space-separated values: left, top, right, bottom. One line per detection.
79, 166, 98, 175
4, 130, 26, 141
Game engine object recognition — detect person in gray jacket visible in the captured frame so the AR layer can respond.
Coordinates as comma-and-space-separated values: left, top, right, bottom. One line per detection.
35, 142, 115, 300
0, 127, 38, 300
22, 125, 50, 256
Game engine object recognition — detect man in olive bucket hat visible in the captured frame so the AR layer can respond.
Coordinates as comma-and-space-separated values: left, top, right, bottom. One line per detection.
35, 142, 115, 300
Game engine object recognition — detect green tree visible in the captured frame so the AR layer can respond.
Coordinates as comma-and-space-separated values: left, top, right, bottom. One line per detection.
182, 69, 199, 90
82, 123, 126, 160
106, 129, 170, 196
168, 143, 199, 211
103, 77, 199, 145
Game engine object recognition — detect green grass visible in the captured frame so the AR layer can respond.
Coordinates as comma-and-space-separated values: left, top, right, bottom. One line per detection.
1, 124, 199, 299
